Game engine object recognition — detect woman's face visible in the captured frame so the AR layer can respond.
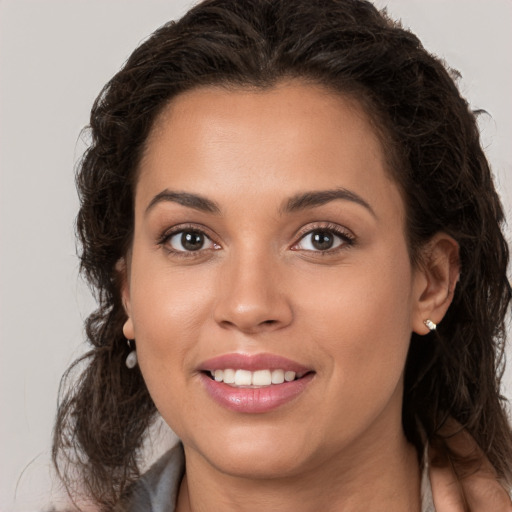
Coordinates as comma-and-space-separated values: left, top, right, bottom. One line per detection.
122, 82, 429, 478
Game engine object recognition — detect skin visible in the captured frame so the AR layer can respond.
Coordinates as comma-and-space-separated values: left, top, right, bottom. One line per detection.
429, 419, 512, 511
121, 81, 461, 511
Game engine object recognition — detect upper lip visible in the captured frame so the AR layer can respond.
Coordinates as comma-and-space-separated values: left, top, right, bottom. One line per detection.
198, 353, 312, 374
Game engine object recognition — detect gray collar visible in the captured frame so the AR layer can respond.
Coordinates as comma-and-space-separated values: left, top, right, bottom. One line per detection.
121, 443, 184, 512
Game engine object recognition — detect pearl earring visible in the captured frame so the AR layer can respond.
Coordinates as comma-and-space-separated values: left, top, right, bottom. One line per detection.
125, 339, 138, 369
423, 319, 437, 331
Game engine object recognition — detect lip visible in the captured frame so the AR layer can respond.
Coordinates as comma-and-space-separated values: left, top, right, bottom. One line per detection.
198, 353, 315, 413
198, 353, 311, 373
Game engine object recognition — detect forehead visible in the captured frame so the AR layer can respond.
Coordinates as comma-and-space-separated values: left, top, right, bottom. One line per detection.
136, 81, 402, 220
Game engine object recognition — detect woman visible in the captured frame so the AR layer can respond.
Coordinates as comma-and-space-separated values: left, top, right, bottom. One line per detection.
52, 0, 512, 510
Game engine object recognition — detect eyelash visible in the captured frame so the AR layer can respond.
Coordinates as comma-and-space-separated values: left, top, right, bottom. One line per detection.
157, 222, 355, 258
157, 223, 220, 258
292, 222, 356, 255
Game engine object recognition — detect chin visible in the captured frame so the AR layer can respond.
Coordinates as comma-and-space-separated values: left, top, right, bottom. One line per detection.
210, 446, 309, 480
186, 423, 316, 479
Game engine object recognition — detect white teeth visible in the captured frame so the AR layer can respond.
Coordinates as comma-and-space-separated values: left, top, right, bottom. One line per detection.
234, 369, 252, 386
271, 369, 285, 384
223, 368, 236, 384
209, 368, 302, 386
284, 371, 296, 382
252, 369, 272, 386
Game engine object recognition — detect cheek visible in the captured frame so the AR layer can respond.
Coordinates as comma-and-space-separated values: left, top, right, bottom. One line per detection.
296, 246, 414, 400
127, 252, 216, 390
130, 242, 213, 329
130, 282, 212, 433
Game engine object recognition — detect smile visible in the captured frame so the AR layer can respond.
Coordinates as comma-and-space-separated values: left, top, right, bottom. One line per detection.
199, 353, 315, 413
209, 368, 304, 387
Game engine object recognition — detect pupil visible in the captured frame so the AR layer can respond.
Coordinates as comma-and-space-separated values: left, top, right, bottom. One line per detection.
181, 231, 204, 251
312, 231, 333, 250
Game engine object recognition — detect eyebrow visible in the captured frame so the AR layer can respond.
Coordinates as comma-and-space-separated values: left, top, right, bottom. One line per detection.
145, 190, 221, 215
283, 188, 376, 217
145, 187, 375, 218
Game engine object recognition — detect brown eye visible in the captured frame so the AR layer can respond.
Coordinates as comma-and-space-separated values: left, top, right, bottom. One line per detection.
181, 231, 204, 251
310, 231, 335, 250
167, 230, 215, 252
295, 228, 350, 252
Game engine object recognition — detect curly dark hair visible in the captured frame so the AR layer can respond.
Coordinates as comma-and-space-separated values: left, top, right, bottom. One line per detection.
52, 0, 512, 508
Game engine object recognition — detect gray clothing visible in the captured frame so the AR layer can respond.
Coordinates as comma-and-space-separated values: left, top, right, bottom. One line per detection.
123, 443, 435, 511
122, 444, 185, 512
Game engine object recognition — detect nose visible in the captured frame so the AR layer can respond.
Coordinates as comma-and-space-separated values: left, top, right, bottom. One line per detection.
213, 248, 293, 334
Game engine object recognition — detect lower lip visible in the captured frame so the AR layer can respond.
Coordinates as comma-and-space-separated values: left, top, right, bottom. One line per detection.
200, 373, 314, 413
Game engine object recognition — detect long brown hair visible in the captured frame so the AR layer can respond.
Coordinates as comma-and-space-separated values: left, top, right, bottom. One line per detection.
53, 0, 512, 508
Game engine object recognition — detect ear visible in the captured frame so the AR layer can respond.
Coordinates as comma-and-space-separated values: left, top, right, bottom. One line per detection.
411, 233, 460, 335
116, 257, 135, 340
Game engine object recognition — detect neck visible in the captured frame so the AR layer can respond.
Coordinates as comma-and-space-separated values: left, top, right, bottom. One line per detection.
176, 427, 422, 512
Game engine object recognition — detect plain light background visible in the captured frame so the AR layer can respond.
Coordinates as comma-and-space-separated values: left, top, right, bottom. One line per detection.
1, 1, 511, 510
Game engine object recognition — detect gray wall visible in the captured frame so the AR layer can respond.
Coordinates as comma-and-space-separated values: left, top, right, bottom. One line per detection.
1, 1, 510, 509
